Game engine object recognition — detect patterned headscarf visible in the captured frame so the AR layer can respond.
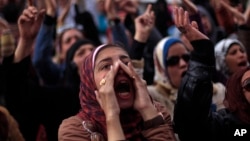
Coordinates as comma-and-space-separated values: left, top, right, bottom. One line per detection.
78, 44, 143, 140
153, 37, 183, 84
215, 38, 246, 78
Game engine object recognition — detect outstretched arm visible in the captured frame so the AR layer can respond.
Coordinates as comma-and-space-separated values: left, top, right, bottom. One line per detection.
173, 7, 215, 141
14, 4, 45, 63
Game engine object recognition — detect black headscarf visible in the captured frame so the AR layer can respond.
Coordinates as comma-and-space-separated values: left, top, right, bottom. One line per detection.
64, 39, 95, 88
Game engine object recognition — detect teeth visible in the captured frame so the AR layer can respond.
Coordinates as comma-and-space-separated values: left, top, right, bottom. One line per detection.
118, 92, 129, 96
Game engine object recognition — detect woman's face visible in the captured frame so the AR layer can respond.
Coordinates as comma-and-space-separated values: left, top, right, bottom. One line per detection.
241, 70, 250, 104
73, 44, 94, 73
61, 29, 84, 61
166, 43, 189, 88
225, 44, 248, 74
94, 46, 135, 109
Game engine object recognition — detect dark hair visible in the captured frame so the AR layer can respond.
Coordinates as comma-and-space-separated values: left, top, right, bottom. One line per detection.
224, 66, 250, 124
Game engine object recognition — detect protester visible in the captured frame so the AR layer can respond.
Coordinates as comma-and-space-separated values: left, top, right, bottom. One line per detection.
58, 43, 177, 140
2, 4, 96, 141
173, 7, 250, 141
215, 38, 249, 84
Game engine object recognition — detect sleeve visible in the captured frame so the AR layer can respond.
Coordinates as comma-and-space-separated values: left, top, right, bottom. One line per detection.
58, 116, 104, 141
109, 18, 129, 50
32, 14, 62, 85
58, 116, 91, 141
142, 104, 177, 141
173, 39, 216, 141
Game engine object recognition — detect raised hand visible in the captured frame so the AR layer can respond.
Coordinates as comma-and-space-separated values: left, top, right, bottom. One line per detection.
95, 62, 120, 120
220, 0, 246, 25
14, 5, 45, 62
18, 6, 45, 41
173, 7, 208, 41
134, 4, 155, 43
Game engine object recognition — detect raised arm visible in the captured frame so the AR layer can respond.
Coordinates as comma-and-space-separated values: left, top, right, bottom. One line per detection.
173, 7, 215, 141
15, 4, 45, 63
104, 0, 129, 49
32, 0, 62, 85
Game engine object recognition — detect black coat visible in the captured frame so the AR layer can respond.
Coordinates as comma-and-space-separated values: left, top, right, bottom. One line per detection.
2, 55, 80, 141
173, 39, 250, 141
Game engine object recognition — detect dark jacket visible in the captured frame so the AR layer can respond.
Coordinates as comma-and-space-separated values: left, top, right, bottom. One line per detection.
2, 55, 80, 141
173, 39, 250, 141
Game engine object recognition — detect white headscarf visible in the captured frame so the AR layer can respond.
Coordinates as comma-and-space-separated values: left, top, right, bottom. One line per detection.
215, 38, 246, 78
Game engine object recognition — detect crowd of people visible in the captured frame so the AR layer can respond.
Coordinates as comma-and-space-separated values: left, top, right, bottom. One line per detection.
0, 0, 249, 141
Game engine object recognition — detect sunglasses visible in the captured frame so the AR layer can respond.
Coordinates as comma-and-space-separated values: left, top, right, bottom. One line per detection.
166, 54, 190, 66
242, 78, 250, 91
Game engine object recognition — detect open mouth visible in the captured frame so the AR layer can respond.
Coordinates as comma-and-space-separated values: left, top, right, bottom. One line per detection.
115, 80, 131, 99
238, 61, 247, 67
115, 81, 130, 93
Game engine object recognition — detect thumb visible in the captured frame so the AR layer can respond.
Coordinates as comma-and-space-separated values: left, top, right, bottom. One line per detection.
37, 9, 46, 24
95, 90, 102, 107
191, 21, 198, 30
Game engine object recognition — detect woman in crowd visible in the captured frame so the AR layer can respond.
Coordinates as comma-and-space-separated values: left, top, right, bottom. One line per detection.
215, 38, 249, 85
58, 42, 177, 141
2, 4, 96, 141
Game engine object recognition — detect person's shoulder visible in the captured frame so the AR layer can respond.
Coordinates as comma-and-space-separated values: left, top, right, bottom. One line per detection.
58, 115, 105, 141
58, 115, 89, 141
60, 115, 83, 128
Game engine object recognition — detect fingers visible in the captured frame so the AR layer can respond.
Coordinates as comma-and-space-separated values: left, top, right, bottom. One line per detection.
19, 7, 37, 24
95, 90, 102, 106
173, 7, 190, 34
183, 11, 190, 27
191, 21, 198, 29
178, 7, 184, 27
145, 4, 152, 15
24, 7, 38, 19
118, 60, 146, 85
116, 60, 135, 79
37, 9, 46, 23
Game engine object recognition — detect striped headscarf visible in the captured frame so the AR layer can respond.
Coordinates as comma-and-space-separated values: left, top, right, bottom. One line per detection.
78, 44, 143, 140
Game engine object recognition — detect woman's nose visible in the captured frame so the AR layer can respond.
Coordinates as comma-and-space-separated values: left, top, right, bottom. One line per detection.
179, 58, 188, 67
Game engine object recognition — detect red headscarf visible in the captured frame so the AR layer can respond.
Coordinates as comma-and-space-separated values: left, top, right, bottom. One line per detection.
225, 66, 250, 124
77, 44, 143, 140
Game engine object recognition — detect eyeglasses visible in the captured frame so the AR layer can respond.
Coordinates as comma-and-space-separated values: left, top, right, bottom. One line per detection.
242, 78, 250, 91
165, 54, 190, 66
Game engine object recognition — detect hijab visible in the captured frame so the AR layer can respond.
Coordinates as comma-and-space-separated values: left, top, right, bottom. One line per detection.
78, 44, 143, 140
153, 36, 183, 84
63, 39, 95, 88
215, 38, 246, 78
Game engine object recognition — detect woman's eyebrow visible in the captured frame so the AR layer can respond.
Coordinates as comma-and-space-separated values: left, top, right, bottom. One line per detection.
96, 54, 130, 66
120, 55, 130, 60
97, 57, 112, 66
